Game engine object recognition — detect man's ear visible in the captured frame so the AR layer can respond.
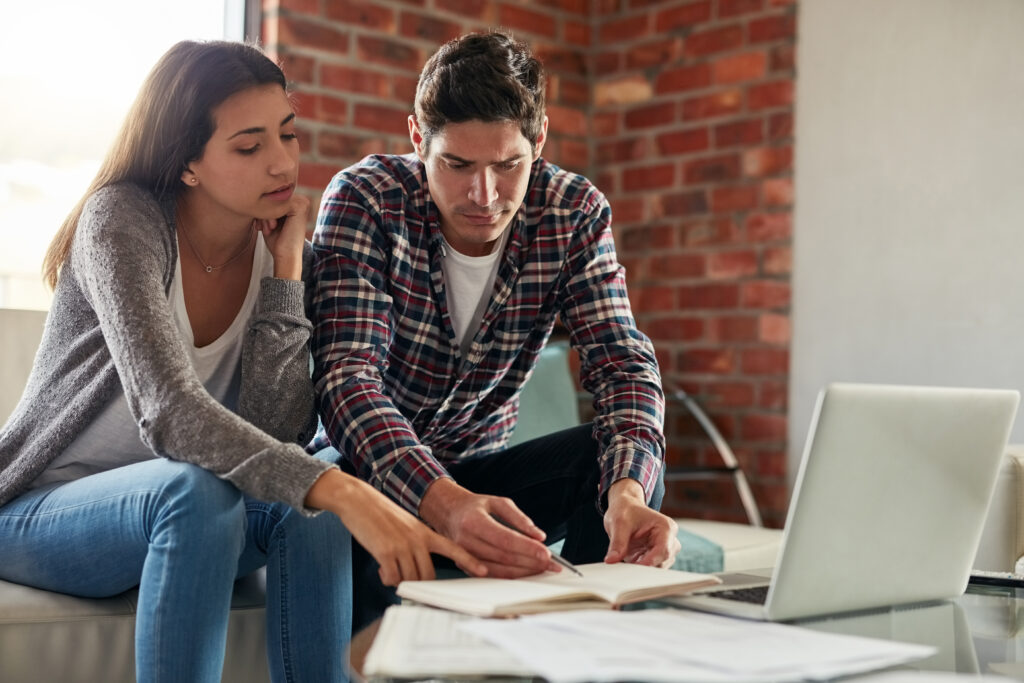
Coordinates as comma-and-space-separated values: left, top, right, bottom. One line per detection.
532, 116, 549, 160
408, 115, 426, 158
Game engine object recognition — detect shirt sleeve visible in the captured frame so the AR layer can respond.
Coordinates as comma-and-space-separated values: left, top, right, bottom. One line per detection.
558, 191, 666, 507
236, 243, 318, 447
71, 185, 334, 515
311, 174, 450, 515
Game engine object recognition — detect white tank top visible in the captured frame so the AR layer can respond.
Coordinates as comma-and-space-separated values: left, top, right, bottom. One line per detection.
32, 233, 273, 488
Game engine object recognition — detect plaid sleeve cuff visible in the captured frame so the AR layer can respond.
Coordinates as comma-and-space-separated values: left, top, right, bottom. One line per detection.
599, 447, 663, 511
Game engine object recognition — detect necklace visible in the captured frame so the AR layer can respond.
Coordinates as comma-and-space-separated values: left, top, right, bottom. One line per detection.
178, 219, 255, 273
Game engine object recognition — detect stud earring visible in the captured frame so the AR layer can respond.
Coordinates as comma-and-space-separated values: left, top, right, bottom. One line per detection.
189, 178, 198, 185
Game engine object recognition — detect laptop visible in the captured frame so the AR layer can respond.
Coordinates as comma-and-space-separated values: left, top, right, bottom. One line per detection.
668, 383, 1020, 622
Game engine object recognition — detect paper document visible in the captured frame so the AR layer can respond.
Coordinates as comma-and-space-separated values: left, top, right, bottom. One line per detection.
362, 604, 534, 679
461, 609, 937, 683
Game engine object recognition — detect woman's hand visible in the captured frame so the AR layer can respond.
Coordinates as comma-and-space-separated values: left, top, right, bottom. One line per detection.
256, 193, 309, 281
306, 469, 488, 586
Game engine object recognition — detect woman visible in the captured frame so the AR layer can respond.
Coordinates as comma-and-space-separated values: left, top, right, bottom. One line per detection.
0, 40, 483, 682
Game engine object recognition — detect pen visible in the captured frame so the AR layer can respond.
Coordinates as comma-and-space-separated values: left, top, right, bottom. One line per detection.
493, 516, 585, 577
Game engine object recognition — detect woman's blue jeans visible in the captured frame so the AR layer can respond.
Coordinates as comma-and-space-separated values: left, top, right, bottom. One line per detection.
0, 458, 353, 683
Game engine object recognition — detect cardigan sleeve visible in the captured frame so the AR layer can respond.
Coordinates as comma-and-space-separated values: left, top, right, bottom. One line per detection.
71, 185, 333, 514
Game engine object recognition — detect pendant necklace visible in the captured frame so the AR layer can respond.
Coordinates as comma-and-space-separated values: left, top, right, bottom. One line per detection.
178, 219, 255, 273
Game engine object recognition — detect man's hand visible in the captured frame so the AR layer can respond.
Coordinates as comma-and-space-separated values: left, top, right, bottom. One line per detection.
604, 478, 681, 568
306, 469, 488, 586
418, 478, 560, 578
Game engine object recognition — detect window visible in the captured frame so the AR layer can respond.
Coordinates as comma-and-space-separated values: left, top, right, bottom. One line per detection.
0, 1, 240, 310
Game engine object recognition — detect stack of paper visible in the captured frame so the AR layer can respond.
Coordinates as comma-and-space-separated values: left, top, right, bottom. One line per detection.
364, 604, 936, 683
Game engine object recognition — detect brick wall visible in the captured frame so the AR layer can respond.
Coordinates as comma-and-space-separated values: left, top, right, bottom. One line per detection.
263, 0, 797, 527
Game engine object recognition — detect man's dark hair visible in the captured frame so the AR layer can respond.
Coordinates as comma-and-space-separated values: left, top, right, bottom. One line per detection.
414, 31, 546, 151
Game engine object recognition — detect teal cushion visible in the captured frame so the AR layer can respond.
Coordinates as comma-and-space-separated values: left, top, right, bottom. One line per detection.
546, 526, 723, 574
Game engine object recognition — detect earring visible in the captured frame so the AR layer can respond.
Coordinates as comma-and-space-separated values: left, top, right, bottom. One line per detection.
189, 178, 198, 185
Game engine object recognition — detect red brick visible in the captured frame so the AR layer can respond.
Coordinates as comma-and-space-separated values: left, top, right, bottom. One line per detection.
680, 217, 739, 246
743, 145, 793, 176
593, 51, 621, 77
746, 212, 791, 241
625, 102, 676, 129
684, 154, 742, 184
435, 0, 489, 18
321, 65, 390, 97
627, 38, 684, 70
650, 252, 706, 279
679, 283, 740, 309
318, 131, 385, 159
768, 112, 793, 140
715, 118, 764, 148
558, 77, 590, 107
594, 75, 653, 107
557, 138, 589, 171
759, 313, 790, 343
655, 64, 713, 94
685, 25, 745, 58
324, 1, 395, 30
534, 46, 587, 76
656, 127, 711, 156
741, 280, 790, 308
599, 14, 649, 43
646, 317, 706, 341
357, 36, 422, 71
741, 348, 789, 376
353, 103, 410, 134
392, 75, 419, 102
710, 315, 759, 341
298, 162, 341, 192
597, 138, 648, 164
748, 80, 794, 110
592, 112, 619, 137
632, 286, 675, 315
547, 0, 589, 13
610, 196, 645, 223
711, 185, 758, 211
278, 17, 350, 58
762, 178, 793, 206
681, 90, 743, 121
763, 246, 791, 275
661, 190, 709, 217
596, 172, 616, 194
758, 379, 788, 409
278, 53, 316, 84
770, 44, 796, 72
741, 413, 787, 440
713, 52, 768, 84
500, 4, 557, 38
564, 19, 591, 47
655, 1, 713, 31
400, 12, 462, 43
547, 104, 587, 135
681, 348, 736, 374
291, 91, 349, 126
749, 14, 797, 43
621, 225, 674, 252
708, 249, 759, 280
719, 0, 764, 17
705, 380, 756, 408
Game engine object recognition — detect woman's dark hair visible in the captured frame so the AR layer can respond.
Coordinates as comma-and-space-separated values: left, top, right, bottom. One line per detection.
414, 31, 546, 153
43, 40, 287, 289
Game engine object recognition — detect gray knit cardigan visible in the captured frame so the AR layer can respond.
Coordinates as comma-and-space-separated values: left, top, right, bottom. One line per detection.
0, 183, 334, 513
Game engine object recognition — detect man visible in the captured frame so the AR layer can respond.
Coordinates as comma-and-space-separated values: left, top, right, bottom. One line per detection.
310, 31, 680, 627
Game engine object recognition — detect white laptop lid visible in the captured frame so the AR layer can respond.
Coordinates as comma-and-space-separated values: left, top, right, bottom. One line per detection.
675, 383, 1019, 622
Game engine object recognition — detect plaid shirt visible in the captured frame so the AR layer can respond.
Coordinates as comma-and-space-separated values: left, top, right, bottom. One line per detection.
310, 154, 664, 514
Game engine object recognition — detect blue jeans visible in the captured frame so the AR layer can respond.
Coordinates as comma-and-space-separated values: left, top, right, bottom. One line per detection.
0, 459, 352, 683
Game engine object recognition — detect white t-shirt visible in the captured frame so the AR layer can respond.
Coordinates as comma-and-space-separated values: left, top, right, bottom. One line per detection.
32, 234, 273, 488
441, 230, 508, 359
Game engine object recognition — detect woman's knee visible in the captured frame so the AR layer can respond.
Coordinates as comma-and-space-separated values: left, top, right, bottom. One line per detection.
145, 460, 246, 542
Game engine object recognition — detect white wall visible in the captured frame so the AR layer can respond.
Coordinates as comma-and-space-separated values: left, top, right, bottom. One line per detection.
790, 0, 1024, 485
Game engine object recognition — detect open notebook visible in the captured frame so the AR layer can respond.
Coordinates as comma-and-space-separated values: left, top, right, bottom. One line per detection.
396, 562, 720, 617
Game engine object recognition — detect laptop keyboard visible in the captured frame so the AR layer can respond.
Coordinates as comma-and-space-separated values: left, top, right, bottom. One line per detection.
715, 585, 770, 605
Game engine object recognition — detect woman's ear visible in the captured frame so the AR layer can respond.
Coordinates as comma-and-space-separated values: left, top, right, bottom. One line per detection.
181, 169, 199, 187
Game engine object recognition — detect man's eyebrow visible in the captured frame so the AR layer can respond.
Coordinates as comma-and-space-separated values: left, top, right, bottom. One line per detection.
439, 152, 526, 165
227, 113, 296, 140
